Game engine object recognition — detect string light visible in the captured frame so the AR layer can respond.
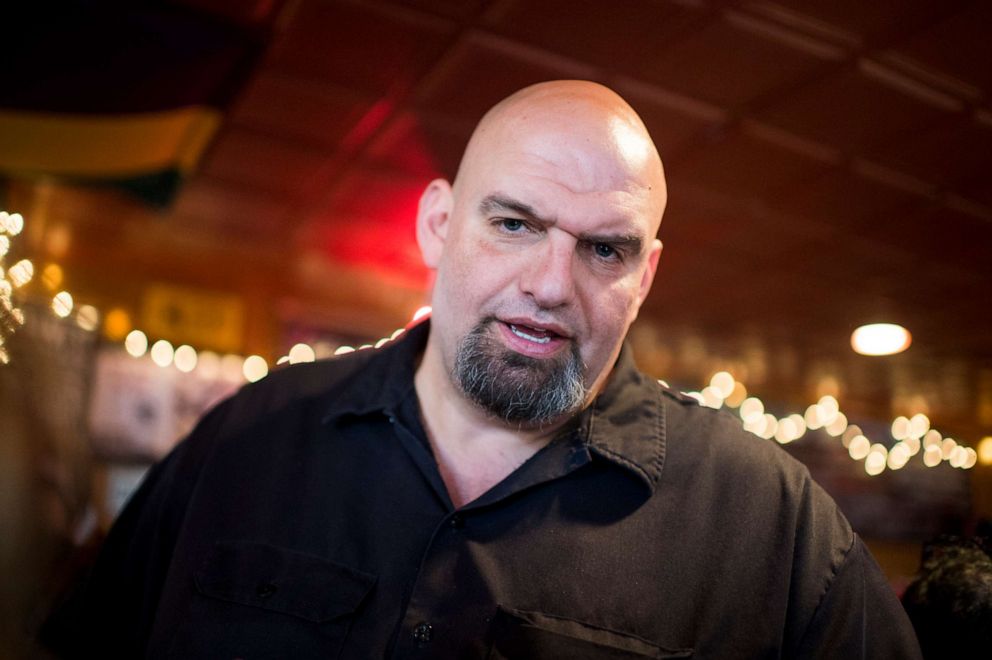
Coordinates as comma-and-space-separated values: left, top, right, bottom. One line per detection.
150, 339, 175, 367
288, 343, 315, 364
124, 330, 148, 357
51, 291, 73, 318
692, 368, 980, 473
0, 211, 24, 235
1, 210, 28, 363
242, 355, 268, 382
173, 344, 198, 373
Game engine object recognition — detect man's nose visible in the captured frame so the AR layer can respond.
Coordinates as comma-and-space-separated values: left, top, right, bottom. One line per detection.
519, 237, 576, 309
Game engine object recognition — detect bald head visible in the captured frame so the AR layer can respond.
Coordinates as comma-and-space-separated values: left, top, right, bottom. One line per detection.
453, 80, 667, 234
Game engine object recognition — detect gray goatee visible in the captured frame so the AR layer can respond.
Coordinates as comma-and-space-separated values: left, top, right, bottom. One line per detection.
453, 318, 586, 425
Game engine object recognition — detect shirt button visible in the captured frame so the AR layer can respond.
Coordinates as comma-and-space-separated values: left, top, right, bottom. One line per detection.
412, 621, 433, 645
449, 514, 464, 529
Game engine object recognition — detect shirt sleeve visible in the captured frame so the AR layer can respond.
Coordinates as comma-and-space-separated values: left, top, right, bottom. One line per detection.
795, 535, 922, 659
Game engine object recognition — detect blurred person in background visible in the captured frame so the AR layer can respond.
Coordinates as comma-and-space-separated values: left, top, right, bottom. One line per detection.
902, 530, 992, 659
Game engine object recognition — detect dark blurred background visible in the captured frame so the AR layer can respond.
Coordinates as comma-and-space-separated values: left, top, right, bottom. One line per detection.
1, 1, 991, 656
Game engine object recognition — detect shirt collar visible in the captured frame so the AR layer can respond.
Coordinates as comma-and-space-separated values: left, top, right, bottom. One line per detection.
321, 319, 667, 492
320, 319, 429, 423
579, 344, 667, 493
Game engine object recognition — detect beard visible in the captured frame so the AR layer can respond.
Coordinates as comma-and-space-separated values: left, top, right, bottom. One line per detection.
452, 318, 587, 425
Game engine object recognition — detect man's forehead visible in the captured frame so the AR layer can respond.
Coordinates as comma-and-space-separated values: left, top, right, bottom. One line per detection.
452, 81, 667, 234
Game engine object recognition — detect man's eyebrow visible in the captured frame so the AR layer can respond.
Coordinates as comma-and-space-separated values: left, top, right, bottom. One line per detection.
580, 233, 644, 254
479, 194, 549, 223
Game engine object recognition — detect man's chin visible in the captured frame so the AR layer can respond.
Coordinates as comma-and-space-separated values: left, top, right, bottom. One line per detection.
454, 319, 588, 425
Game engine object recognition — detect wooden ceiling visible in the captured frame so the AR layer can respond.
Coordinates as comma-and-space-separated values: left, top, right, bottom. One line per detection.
6, 0, 992, 442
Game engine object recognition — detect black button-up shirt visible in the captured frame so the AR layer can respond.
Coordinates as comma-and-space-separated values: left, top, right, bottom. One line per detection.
49, 320, 921, 658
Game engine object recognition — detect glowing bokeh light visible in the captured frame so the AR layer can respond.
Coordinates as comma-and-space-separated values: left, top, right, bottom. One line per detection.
842, 424, 863, 448
979, 437, 992, 466
174, 345, 198, 373
334, 345, 356, 355
709, 371, 735, 399
412, 306, 431, 322
891, 416, 909, 440
0, 235, 8, 257
221, 354, 245, 382
865, 451, 886, 476
76, 304, 99, 331
887, 443, 910, 470
848, 435, 870, 460
818, 395, 839, 419
2, 212, 24, 235
41, 263, 63, 291
759, 414, 778, 440
941, 437, 957, 460
725, 382, 747, 408
851, 323, 911, 356
908, 413, 930, 438
804, 404, 824, 430
775, 417, 798, 444
923, 446, 942, 467
124, 330, 148, 357
150, 339, 175, 367
963, 448, 978, 469
51, 291, 73, 318
700, 386, 723, 409
197, 351, 220, 380
8, 259, 34, 287
824, 412, 848, 437
104, 308, 131, 341
288, 343, 316, 364
243, 355, 268, 382
739, 397, 764, 424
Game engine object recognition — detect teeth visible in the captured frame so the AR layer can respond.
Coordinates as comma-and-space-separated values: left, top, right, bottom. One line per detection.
510, 324, 550, 344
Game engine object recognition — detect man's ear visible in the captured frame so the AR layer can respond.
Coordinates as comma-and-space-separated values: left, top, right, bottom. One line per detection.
416, 179, 454, 269
636, 239, 663, 307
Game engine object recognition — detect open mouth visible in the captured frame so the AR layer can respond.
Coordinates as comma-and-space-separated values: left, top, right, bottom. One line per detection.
507, 322, 560, 345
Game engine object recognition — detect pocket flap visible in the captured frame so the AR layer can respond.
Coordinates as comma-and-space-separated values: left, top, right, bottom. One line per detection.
489, 606, 693, 659
194, 541, 376, 622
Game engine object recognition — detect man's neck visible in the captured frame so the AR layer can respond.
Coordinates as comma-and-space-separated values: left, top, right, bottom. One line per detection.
413, 339, 574, 508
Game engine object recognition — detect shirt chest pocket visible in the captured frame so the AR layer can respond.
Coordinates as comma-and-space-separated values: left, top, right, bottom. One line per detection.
487, 606, 693, 660
169, 540, 376, 659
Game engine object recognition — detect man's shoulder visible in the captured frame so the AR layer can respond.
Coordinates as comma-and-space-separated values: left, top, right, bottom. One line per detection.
185, 347, 386, 450
652, 380, 832, 508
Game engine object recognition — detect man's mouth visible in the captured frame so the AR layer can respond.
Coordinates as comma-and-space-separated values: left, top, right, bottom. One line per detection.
506, 322, 561, 345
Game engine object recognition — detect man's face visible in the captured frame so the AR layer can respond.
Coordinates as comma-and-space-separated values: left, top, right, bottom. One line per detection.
423, 117, 663, 425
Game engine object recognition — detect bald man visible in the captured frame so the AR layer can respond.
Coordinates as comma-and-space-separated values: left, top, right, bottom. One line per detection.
47, 82, 922, 658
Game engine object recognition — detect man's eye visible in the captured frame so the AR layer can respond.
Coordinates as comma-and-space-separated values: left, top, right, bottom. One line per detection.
594, 243, 617, 259
500, 218, 525, 232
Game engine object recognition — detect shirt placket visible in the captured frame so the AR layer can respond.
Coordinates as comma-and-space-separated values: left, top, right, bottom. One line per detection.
387, 418, 592, 658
